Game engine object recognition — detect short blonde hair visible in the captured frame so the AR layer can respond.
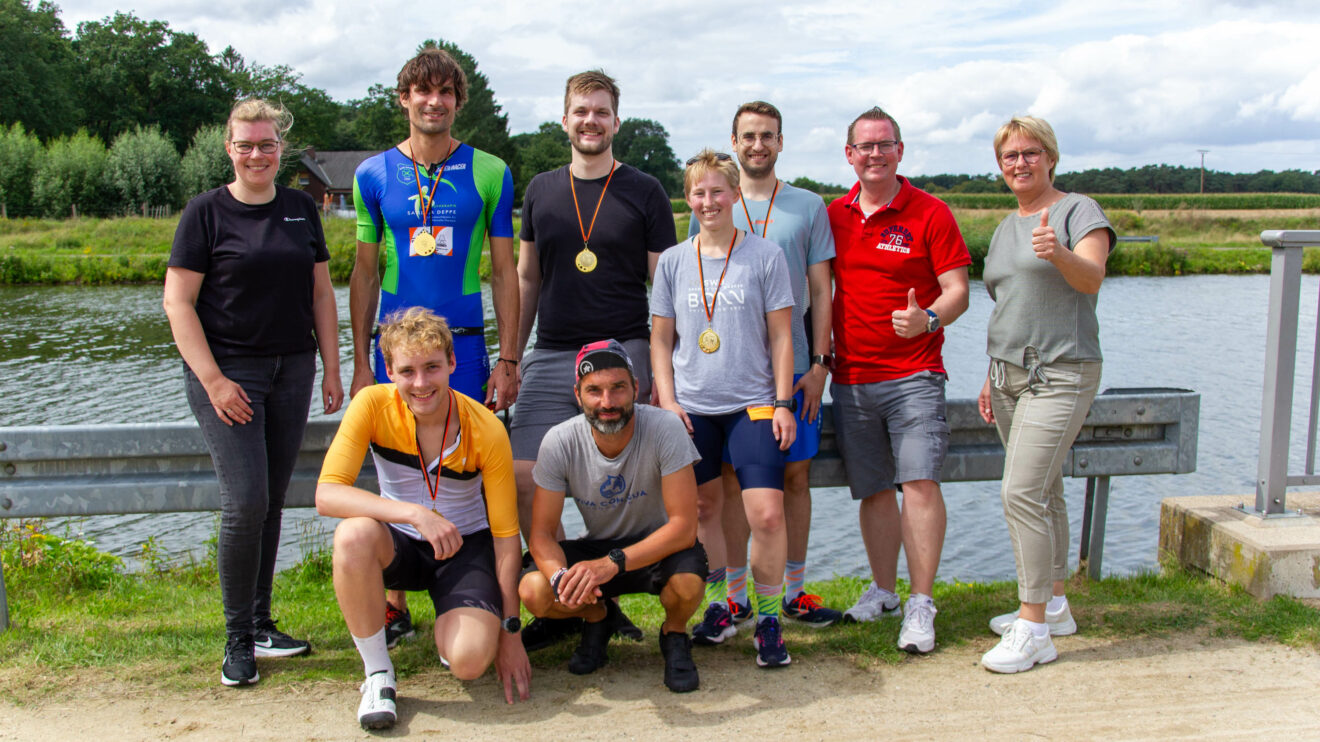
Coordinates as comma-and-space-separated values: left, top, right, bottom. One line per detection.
683, 149, 739, 196
378, 307, 455, 368
993, 115, 1060, 181
226, 98, 293, 143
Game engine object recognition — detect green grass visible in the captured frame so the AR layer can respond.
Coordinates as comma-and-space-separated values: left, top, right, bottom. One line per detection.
3, 521, 1317, 703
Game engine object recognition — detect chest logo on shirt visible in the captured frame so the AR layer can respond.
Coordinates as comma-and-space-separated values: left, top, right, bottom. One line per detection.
396, 164, 416, 185
875, 225, 914, 254
600, 475, 626, 497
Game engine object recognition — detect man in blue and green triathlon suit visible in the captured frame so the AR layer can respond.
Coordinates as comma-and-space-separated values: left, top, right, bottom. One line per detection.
349, 47, 519, 412
349, 46, 520, 645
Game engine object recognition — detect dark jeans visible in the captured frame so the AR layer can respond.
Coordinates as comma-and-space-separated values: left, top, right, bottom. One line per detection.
184, 351, 315, 638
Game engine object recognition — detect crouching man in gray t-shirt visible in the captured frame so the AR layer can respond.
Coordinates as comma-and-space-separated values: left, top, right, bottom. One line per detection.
518, 339, 707, 693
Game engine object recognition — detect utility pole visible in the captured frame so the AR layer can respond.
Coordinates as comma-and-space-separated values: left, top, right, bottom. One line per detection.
1197, 149, 1209, 194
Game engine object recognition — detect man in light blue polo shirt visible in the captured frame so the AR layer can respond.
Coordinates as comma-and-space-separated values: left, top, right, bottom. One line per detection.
688, 101, 839, 626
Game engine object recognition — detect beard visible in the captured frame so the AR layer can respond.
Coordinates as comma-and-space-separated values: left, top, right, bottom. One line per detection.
584, 400, 634, 435
569, 128, 613, 156
737, 150, 777, 179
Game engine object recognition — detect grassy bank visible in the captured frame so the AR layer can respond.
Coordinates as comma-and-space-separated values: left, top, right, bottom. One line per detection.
1, 207, 1317, 284
1, 520, 1317, 704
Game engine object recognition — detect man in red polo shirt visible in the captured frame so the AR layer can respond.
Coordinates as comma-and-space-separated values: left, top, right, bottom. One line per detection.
828, 107, 970, 655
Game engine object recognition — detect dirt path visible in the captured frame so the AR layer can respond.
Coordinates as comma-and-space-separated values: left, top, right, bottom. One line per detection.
3, 632, 1318, 740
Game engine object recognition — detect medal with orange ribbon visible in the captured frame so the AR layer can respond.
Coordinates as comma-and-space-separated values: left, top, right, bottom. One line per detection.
570, 162, 617, 273
695, 230, 737, 353
409, 140, 457, 257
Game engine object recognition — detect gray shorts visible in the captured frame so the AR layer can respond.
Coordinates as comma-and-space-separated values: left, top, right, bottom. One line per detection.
510, 337, 652, 461
831, 371, 949, 499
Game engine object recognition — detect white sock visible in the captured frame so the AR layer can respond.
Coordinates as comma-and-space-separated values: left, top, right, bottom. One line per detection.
1047, 595, 1068, 613
1023, 619, 1049, 638
908, 592, 934, 607
353, 627, 393, 678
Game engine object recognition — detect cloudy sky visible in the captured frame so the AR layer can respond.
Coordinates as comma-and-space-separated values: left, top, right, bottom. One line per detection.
55, 0, 1320, 185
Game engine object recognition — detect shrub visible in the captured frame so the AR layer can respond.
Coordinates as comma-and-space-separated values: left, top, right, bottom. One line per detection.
180, 124, 231, 199
106, 125, 183, 214
0, 123, 44, 217
33, 130, 112, 218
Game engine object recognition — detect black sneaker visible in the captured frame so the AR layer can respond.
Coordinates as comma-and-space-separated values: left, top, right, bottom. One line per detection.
252, 619, 311, 657
221, 634, 259, 686
568, 611, 613, 675
610, 599, 643, 642
385, 602, 415, 649
522, 616, 583, 652
659, 631, 699, 693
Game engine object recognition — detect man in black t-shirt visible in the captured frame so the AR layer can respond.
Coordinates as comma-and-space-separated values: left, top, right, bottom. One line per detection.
512, 69, 676, 651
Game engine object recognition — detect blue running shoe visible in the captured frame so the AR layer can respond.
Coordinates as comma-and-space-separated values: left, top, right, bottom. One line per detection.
692, 602, 737, 646
753, 617, 791, 668
728, 597, 754, 624
783, 592, 844, 628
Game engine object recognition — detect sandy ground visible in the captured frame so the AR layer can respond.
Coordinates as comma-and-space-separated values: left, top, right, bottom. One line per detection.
3, 630, 1319, 741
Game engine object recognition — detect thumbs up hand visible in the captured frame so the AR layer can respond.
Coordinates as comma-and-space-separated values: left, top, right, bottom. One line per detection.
891, 287, 928, 338
1031, 207, 1059, 262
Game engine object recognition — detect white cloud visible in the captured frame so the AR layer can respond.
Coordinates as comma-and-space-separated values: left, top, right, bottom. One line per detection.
52, 0, 1320, 182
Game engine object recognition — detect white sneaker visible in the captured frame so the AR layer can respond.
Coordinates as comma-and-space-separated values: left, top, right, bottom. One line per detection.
357, 670, 397, 730
843, 583, 902, 623
981, 619, 1058, 674
897, 598, 936, 654
988, 602, 1077, 636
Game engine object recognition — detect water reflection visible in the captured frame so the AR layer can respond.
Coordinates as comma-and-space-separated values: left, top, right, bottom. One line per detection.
0, 276, 1310, 582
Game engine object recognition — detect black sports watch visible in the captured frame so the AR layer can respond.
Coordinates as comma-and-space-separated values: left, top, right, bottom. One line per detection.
501, 616, 521, 634
811, 353, 833, 371
773, 398, 798, 413
924, 309, 941, 333
607, 548, 627, 573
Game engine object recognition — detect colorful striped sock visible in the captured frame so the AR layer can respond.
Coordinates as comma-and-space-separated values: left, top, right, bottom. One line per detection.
727, 566, 749, 605
784, 560, 806, 598
704, 567, 727, 607
754, 581, 783, 623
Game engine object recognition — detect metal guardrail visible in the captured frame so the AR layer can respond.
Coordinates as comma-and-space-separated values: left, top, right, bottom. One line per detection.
1255, 230, 1320, 516
0, 387, 1199, 631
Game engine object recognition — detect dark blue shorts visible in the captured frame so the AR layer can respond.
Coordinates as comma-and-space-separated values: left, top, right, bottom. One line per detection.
690, 410, 786, 490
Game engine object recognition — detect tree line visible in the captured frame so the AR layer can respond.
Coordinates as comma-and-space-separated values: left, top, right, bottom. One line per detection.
792, 166, 1320, 198
0, 1, 683, 217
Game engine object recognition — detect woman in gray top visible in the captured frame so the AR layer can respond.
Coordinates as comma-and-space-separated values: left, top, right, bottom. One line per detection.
976, 116, 1115, 674
651, 149, 797, 669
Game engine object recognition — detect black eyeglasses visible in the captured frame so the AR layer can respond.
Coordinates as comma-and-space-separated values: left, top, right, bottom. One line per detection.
230, 140, 281, 155
686, 152, 733, 166
850, 140, 899, 156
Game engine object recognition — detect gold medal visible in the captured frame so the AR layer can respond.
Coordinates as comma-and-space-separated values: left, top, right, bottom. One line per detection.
698, 328, 720, 353
575, 247, 598, 272
412, 230, 436, 256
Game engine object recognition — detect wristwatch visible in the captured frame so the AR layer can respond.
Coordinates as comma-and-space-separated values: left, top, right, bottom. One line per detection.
811, 354, 833, 371
501, 616, 521, 634
924, 309, 941, 333
607, 548, 627, 574
773, 398, 798, 413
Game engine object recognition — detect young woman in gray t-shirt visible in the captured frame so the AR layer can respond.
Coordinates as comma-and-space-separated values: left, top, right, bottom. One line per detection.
650, 149, 797, 669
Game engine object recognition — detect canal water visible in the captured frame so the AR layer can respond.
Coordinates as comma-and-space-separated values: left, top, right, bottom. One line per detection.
1, 274, 1313, 583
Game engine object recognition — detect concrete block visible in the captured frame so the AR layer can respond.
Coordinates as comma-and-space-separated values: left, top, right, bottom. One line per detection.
1160, 492, 1320, 599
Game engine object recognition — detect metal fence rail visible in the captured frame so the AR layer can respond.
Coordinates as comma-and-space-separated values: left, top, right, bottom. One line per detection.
0, 388, 1199, 631
1255, 230, 1320, 515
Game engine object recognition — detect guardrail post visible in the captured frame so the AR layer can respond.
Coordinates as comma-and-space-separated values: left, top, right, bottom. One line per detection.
1081, 476, 1111, 580
0, 557, 9, 632
1256, 239, 1304, 515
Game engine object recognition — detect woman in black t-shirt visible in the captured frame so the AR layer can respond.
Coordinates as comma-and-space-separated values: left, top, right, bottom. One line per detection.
164, 98, 343, 687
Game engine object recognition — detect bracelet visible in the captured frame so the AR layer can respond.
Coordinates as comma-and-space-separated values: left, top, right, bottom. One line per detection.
550, 567, 568, 601
497, 357, 519, 366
